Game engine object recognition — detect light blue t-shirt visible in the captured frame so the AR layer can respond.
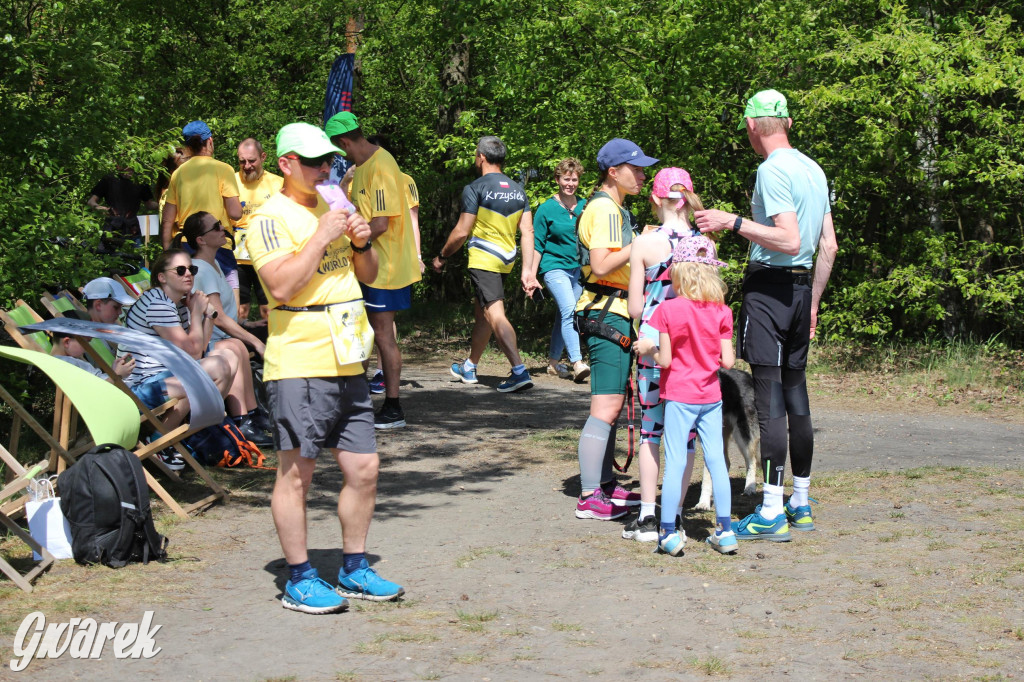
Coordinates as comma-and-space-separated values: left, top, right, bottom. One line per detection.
193, 259, 235, 341
749, 148, 830, 268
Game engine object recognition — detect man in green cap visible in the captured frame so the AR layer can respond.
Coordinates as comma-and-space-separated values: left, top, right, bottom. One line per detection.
695, 89, 839, 542
248, 122, 404, 614
326, 111, 420, 430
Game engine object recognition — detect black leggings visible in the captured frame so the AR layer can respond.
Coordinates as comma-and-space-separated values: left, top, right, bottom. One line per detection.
751, 364, 813, 487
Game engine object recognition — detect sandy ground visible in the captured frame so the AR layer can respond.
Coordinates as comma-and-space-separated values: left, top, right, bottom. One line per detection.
4, 357, 1024, 680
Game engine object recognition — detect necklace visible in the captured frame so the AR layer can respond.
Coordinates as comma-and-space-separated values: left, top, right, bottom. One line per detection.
557, 193, 578, 216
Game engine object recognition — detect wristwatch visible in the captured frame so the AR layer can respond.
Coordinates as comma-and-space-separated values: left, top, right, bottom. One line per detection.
732, 215, 743, 233
351, 239, 373, 253
205, 310, 218, 320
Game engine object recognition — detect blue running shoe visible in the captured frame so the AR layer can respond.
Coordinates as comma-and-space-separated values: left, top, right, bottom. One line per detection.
450, 362, 478, 384
735, 505, 791, 542
706, 531, 738, 554
658, 530, 686, 556
282, 568, 349, 614
336, 558, 404, 601
368, 369, 385, 394
497, 368, 533, 393
785, 501, 815, 531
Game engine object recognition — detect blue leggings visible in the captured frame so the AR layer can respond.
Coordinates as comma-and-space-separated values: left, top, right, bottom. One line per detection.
661, 400, 730, 527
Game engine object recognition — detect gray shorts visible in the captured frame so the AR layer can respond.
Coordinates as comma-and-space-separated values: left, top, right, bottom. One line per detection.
266, 376, 376, 459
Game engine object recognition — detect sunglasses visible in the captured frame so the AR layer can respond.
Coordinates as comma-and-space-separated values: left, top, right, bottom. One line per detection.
166, 265, 199, 277
284, 153, 336, 168
200, 221, 225, 236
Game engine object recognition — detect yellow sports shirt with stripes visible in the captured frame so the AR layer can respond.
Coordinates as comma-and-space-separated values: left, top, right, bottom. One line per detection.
402, 172, 419, 209
575, 194, 631, 319
232, 170, 283, 264
248, 192, 364, 381
461, 173, 530, 274
351, 148, 421, 290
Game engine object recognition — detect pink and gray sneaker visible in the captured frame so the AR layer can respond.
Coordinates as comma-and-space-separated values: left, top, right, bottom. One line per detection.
604, 482, 641, 507
575, 489, 628, 520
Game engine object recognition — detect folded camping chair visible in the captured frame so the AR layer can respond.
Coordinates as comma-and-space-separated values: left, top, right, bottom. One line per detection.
0, 445, 55, 593
117, 269, 150, 298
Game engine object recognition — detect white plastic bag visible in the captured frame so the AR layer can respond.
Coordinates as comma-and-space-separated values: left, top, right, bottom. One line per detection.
26, 477, 73, 560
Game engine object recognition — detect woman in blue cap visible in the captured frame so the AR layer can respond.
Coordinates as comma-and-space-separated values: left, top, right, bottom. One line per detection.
572, 138, 658, 521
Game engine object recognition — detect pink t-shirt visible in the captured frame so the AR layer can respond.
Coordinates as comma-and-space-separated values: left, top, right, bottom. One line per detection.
648, 297, 733, 403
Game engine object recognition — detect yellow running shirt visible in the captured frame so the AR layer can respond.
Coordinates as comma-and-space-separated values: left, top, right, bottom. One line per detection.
248, 192, 366, 381
233, 170, 284, 264
402, 173, 419, 209
461, 173, 530, 274
351, 148, 421, 290
164, 156, 240, 240
575, 194, 632, 319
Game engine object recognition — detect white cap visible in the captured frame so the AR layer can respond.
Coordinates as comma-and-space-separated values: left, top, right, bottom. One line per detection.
81, 277, 134, 305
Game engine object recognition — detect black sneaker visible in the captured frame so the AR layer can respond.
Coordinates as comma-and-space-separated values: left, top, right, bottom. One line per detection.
374, 404, 406, 430
622, 515, 659, 542
250, 408, 275, 433
238, 418, 273, 446
158, 450, 187, 472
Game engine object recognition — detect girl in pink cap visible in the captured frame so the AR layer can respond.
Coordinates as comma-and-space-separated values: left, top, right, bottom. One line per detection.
646, 236, 737, 555
624, 167, 705, 544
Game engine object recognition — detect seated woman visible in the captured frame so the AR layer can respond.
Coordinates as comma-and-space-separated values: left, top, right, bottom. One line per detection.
122, 249, 269, 446
174, 212, 271, 443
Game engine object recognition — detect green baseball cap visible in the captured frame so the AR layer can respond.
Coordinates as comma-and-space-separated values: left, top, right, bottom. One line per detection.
325, 111, 360, 138
738, 89, 790, 129
276, 123, 344, 158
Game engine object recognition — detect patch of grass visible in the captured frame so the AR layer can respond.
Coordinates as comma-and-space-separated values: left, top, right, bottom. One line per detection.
262, 677, 297, 682
354, 632, 438, 656
551, 620, 582, 632
456, 609, 499, 623
526, 427, 579, 460
454, 546, 512, 568
890, 511, 905, 519
335, 673, 359, 682
690, 655, 730, 676
453, 653, 484, 664
512, 652, 536, 661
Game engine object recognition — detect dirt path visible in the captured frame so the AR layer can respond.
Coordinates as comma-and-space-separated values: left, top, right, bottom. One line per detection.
5, 358, 1024, 680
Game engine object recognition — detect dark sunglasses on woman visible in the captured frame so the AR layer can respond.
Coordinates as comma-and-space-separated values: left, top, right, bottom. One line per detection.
166, 265, 200, 276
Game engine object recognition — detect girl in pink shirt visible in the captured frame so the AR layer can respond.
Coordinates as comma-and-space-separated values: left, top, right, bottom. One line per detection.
648, 236, 737, 556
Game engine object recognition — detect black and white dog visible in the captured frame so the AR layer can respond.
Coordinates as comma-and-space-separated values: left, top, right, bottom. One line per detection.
693, 368, 761, 511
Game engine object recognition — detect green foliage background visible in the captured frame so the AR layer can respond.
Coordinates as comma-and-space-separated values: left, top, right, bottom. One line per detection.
1, 0, 1022, 344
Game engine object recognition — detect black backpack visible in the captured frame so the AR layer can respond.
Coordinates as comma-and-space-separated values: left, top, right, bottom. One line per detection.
57, 444, 168, 567
183, 416, 271, 469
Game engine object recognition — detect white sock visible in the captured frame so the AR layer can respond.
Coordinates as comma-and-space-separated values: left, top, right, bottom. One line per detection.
761, 484, 784, 520
512, 363, 526, 375
463, 359, 476, 371
791, 476, 810, 508
640, 502, 655, 520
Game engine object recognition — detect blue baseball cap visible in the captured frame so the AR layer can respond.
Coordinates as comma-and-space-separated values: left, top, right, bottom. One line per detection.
182, 120, 212, 142
596, 138, 659, 171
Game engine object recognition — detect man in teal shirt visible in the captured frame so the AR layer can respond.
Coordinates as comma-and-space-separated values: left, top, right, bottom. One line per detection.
695, 89, 839, 541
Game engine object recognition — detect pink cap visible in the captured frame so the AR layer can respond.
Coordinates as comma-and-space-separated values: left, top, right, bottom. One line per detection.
651, 167, 694, 200
672, 235, 728, 268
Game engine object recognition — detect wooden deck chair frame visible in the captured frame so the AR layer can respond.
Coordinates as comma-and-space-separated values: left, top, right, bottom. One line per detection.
0, 300, 49, 353
0, 446, 55, 593
40, 290, 88, 319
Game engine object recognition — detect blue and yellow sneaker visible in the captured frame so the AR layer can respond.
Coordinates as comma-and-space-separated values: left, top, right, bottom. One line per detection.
735, 506, 791, 542
784, 500, 815, 531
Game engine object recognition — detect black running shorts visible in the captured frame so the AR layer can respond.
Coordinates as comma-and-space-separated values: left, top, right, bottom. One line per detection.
737, 269, 812, 370
468, 268, 507, 307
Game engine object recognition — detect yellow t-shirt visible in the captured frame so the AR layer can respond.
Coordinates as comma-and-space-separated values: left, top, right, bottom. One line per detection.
461, 173, 529, 274
232, 170, 284, 264
402, 173, 419, 209
575, 194, 631, 319
351, 148, 421, 290
248, 192, 366, 381
164, 156, 240, 240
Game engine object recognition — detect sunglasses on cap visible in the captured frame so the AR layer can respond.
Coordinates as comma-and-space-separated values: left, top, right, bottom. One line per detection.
284, 153, 336, 168
166, 265, 200, 277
